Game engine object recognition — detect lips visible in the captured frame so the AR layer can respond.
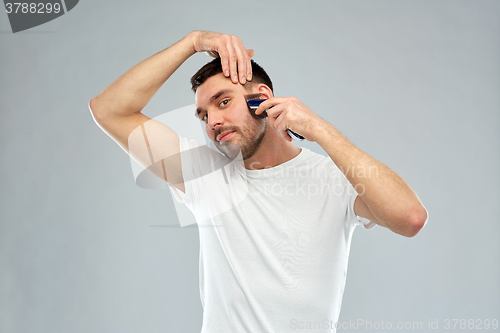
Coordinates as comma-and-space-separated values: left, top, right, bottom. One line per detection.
217, 131, 235, 142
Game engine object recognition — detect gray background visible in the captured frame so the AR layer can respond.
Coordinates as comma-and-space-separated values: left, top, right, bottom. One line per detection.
1, 0, 499, 332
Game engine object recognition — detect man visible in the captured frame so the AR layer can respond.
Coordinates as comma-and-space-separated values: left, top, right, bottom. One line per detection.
89, 31, 428, 332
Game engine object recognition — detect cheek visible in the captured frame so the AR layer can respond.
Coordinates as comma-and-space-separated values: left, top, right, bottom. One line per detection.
237, 112, 255, 129
205, 125, 214, 139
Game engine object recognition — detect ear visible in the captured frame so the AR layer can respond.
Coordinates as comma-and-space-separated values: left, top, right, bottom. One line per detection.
256, 84, 274, 99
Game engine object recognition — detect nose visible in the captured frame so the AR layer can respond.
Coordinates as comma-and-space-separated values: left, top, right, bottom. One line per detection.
207, 109, 224, 131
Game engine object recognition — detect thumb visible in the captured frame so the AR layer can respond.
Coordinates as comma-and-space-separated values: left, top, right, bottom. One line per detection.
246, 49, 255, 58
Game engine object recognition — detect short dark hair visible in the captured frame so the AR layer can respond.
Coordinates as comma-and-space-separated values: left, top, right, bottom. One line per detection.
191, 58, 273, 93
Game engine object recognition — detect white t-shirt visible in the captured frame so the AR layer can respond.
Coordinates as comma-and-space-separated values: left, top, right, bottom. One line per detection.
169, 137, 375, 333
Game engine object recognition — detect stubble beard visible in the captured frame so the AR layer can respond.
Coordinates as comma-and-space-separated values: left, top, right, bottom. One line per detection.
214, 119, 267, 160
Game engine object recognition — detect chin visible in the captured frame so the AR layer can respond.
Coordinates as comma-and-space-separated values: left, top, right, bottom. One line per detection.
215, 141, 242, 160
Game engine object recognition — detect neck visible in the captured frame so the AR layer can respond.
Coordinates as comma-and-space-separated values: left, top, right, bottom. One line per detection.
243, 130, 301, 170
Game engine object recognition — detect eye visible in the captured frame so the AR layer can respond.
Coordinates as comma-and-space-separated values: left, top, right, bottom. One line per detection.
219, 99, 229, 107
198, 112, 208, 122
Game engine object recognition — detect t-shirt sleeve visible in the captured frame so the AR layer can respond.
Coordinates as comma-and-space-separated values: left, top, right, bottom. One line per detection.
348, 193, 377, 230
168, 135, 234, 227
167, 136, 201, 205
330, 161, 376, 230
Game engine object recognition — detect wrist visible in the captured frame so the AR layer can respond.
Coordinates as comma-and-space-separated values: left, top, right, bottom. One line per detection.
184, 31, 200, 55
314, 121, 350, 147
310, 119, 335, 143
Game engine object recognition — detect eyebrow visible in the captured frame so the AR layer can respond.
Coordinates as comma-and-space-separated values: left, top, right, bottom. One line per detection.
195, 89, 232, 117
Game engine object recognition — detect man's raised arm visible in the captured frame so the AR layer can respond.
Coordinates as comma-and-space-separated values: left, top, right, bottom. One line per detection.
89, 31, 254, 190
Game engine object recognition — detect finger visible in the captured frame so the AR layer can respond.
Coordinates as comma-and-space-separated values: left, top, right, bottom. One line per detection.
226, 38, 238, 84
246, 49, 255, 58
218, 46, 230, 78
272, 106, 287, 126
265, 103, 287, 127
232, 37, 248, 84
273, 110, 293, 142
255, 97, 286, 116
246, 50, 253, 81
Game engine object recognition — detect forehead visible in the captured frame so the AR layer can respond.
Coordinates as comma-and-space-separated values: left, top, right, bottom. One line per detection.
195, 73, 245, 107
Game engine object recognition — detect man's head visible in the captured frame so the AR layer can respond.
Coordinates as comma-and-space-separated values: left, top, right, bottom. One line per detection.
191, 59, 274, 160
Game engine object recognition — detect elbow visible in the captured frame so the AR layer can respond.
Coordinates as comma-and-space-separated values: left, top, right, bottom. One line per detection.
403, 206, 428, 238
89, 97, 98, 115
89, 96, 104, 123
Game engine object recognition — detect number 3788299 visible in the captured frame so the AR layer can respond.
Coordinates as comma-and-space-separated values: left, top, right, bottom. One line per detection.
5, 3, 62, 14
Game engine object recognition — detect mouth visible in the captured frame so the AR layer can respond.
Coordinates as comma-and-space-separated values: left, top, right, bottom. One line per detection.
217, 131, 235, 143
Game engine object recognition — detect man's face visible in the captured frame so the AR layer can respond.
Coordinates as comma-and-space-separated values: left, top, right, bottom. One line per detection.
195, 73, 267, 160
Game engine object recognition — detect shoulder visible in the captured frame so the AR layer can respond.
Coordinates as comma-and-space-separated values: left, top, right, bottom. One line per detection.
295, 148, 335, 170
280, 148, 339, 181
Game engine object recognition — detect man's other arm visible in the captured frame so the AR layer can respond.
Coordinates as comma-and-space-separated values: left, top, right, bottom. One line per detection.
318, 125, 428, 237
255, 97, 428, 237
89, 31, 254, 191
